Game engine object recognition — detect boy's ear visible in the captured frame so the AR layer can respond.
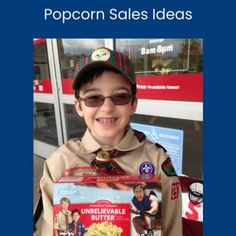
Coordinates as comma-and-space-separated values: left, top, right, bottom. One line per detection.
74, 99, 84, 117
131, 97, 138, 115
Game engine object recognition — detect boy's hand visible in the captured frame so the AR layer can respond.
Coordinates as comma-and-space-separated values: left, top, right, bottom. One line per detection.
131, 208, 139, 214
139, 210, 146, 215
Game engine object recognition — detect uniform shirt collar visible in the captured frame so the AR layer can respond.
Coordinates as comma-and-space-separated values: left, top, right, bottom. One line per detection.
61, 209, 69, 214
81, 128, 142, 153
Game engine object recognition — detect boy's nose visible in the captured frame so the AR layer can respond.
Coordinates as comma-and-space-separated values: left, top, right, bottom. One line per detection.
100, 97, 115, 111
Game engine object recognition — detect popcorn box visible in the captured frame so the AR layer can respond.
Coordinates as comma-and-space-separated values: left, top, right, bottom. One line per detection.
53, 169, 162, 236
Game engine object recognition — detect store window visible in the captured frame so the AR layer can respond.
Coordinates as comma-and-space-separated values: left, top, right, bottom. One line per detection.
57, 39, 106, 94
116, 38, 202, 75
34, 102, 58, 146
116, 38, 203, 102
33, 39, 52, 93
64, 104, 86, 139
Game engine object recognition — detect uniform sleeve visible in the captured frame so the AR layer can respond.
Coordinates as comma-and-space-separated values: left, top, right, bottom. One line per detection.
54, 212, 59, 230
148, 195, 159, 215
157, 148, 183, 236
40, 160, 54, 236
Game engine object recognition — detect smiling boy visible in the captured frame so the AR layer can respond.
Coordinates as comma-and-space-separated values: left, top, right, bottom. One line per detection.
131, 184, 159, 235
75, 70, 137, 147
54, 198, 72, 236
39, 47, 183, 236
68, 209, 87, 236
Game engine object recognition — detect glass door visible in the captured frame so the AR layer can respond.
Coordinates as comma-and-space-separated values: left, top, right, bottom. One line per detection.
52, 38, 111, 141
33, 39, 64, 158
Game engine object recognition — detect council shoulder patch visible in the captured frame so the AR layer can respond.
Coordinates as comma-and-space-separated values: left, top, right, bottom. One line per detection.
162, 157, 177, 177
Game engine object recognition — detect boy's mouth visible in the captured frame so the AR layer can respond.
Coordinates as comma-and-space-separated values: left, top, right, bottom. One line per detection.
96, 118, 118, 124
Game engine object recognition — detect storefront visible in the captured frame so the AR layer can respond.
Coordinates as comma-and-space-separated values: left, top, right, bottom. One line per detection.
33, 38, 203, 178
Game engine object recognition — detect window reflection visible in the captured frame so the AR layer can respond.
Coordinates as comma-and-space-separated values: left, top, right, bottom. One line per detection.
33, 40, 51, 93
58, 39, 106, 79
34, 102, 58, 146
64, 104, 87, 140
116, 38, 202, 75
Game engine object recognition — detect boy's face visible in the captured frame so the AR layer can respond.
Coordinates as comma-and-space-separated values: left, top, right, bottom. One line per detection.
134, 187, 145, 202
72, 212, 80, 222
61, 201, 69, 210
75, 71, 137, 147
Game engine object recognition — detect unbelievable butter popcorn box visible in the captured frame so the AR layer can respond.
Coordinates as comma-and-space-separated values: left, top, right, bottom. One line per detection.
53, 168, 162, 236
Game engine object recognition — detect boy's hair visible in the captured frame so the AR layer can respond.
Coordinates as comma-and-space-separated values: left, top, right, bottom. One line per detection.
74, 66, 136, 99
73, 47, 137, 98
59, 197, 70, 204
71, 208, 81, 216
133, 183, 146, 192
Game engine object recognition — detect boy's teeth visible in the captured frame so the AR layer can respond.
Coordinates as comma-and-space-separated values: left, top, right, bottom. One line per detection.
99, 118, 115, 124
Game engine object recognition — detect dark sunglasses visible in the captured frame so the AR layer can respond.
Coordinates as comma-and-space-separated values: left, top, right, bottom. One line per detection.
79, 93, 134, 107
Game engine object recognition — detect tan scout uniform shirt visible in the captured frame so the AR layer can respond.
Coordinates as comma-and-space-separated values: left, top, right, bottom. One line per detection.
54, 209, 72, 231
40, 128, 183, 236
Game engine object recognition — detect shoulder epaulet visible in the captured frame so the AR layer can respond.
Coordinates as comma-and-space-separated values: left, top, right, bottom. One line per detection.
155, 142, 167, 153
132, 129, 146, 142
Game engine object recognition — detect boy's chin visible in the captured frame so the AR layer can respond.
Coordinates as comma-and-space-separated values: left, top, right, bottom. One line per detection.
97, 131, 119, 139
94, 129, 125, 141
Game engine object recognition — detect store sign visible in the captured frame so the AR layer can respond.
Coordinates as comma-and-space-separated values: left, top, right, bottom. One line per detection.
131, 123, 184, 175
140, 44, 174, 55
137, 38, 190, 73
61, 73, 203, 102
136, 73, 203, 102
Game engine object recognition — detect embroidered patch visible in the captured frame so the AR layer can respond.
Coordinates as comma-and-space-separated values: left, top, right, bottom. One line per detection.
171, 182, 180, 200
162, 158, 177, 177
139, 162, 155, 175
91, 48, 110, 61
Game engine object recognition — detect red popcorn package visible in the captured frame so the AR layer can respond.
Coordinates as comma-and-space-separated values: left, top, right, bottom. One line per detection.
53, 168, 162, 236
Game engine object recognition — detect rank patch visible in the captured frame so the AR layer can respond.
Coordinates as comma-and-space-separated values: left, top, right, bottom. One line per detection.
139, 162, 155, 175
162, 158, 177, 177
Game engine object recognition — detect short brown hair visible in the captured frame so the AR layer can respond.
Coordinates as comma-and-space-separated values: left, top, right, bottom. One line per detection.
60, 197, 70, 204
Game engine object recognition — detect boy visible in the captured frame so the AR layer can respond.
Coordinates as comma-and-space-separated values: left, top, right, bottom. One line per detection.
68, 209, 87, 236
54, 197, 72, 236
131, 184, 160, 236
40, 47, 182, 235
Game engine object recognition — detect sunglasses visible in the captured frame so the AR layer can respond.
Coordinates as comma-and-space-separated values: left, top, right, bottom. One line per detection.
79, 93, 134, 107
